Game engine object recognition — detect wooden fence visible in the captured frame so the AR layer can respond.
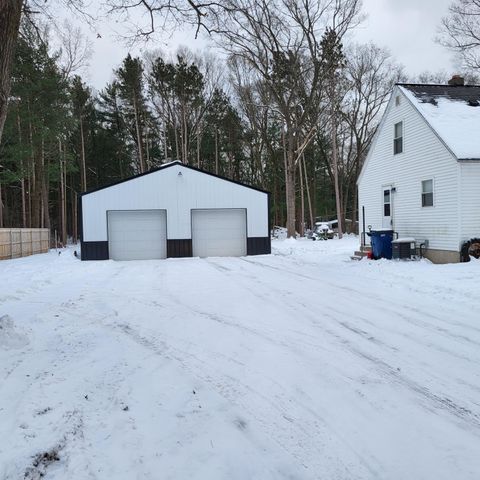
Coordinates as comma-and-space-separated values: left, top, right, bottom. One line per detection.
0, 228, 50, 261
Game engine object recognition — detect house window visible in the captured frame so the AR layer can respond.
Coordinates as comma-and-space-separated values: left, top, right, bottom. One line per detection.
422, 179, 434, 207
384, 189, 391, 216
395, 95, 401, 106
394, 122, 403, 154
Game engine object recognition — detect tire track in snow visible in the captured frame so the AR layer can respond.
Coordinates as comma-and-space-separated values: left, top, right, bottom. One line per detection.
263, 255, 480, 336
108, 315, 382, 480
86, 271, 381, 479
239, 257, 480, 352
227, 257, 480, 433
239, 257, 480, 338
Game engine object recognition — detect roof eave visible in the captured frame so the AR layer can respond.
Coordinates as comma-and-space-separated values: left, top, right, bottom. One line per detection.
80, 160, 270, 197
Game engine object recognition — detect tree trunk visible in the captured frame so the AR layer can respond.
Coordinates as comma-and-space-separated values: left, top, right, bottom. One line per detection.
0, 0, 23, 146
302, 154, 314, 230
0, 181, 3, 228
27, 177, 31, 227
146, 125, 151, 170
298, 160, 305, 236
285, 164, 296, 238
132, 95, 145, 172
28, 113, 40, 228
17, 113, 26, 227
71, 181, 77, 243
215, 128, 219, 175
182, 107, 188, 164
283, 130, 296, 237
163, 123, 168, 162
41, 136, 50, 230
351, 151, 361, 234
331, 114, 343, 239
59, 139, 67, 245
80, 116, 87, 192
196, 128, 201, 168
174, 121, 180, 162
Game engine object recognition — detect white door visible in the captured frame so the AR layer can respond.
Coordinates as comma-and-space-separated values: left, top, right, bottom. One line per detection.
107, 210, 167, 260
382, 187, 393, 229
192, 209, 247, 257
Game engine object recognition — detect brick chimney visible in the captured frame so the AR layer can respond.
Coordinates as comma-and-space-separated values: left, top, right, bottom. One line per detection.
448, 75, 465, 86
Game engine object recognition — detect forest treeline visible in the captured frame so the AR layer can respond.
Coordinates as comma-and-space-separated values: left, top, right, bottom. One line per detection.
0, 3, 409, 243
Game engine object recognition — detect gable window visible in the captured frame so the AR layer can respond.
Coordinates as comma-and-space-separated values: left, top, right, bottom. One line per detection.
394, 121, 403, 154
422, 179, 434, 207
395, 95, 401, 106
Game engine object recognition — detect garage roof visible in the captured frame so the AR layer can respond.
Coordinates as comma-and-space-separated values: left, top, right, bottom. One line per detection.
81, 160, 269, 196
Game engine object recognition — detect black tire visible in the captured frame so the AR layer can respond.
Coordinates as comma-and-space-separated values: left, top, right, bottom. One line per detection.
461, 238, 480, 262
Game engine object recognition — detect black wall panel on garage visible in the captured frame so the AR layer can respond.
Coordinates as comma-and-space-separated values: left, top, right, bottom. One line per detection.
167, 239, 193, 258
247, 237, 271, 255
81, 241, 109, 260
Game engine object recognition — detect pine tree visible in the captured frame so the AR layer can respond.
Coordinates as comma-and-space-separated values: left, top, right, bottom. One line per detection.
70, 75, 92, 192
116, 54, 148, 173
321, 27, 346, 238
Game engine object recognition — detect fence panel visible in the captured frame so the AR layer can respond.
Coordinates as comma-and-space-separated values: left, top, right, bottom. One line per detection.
0, 228, 50, 261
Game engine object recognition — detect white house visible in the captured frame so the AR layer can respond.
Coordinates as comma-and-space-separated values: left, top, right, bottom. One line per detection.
79, 161, 270, 261
358, 77, 480, 263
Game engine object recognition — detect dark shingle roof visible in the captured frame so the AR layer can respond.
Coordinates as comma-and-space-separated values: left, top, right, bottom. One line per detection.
397, 83, 480, 104
396, 83, 480, 160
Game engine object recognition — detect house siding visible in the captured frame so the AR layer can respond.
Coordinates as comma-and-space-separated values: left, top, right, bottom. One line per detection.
359, 87, 460, 252
459, 162, 480, 245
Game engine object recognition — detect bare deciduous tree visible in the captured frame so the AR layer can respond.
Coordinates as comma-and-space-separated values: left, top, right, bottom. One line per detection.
214, 0, 362, 237
55, 19, 92, 79
439, 0, 480, 70
104, 0, 226, 39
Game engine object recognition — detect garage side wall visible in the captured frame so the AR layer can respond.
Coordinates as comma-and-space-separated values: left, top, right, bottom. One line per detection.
80, 165, 270, 260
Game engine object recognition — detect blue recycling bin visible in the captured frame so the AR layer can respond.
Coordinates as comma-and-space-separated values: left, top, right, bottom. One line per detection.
368, 230, 394, 259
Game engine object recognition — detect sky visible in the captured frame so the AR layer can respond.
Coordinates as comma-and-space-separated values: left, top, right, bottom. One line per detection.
70, 0, 456, 90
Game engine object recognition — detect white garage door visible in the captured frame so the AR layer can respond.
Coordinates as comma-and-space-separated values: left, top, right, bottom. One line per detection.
107, 210, 167, 261
192, 209, 247, 258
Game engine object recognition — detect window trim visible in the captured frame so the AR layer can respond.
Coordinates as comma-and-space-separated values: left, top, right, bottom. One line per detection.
421, 178, 434, 208
394, 121, 403, 155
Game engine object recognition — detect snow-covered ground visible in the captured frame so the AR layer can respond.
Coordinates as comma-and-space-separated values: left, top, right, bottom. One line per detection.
1, 237, 479, 480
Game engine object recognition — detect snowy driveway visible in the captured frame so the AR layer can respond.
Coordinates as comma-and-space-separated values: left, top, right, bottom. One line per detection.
1, 238, 479, 479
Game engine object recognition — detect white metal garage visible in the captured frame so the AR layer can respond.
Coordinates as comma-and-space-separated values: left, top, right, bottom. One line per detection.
79, 161, 270, 261
107, 210, 167, 261
192, 209, 247, 258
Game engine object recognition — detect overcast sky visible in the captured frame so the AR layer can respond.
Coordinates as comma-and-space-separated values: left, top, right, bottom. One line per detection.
74, 0, 456, 90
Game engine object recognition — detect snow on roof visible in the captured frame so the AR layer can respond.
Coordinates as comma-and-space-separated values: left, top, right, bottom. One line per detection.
160, 159, 182, 167
398, 84, 480, 160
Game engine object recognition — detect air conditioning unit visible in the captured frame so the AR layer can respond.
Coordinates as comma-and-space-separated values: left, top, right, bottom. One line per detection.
392, 238, 416, 259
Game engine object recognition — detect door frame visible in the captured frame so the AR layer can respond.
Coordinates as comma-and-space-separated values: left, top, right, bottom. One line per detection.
382, 185, 394, 229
